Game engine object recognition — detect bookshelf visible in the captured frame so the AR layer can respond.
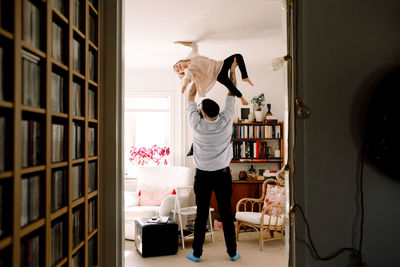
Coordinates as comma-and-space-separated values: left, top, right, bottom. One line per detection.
231, 122, 284, 168
0, 0, 100, 266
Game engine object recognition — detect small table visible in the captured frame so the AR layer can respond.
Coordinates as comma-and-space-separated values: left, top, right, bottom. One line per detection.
134, 217, 178, 257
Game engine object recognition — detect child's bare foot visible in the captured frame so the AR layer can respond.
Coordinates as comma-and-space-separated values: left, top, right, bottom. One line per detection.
243, 78, 254, 86
240, 97, 249, 105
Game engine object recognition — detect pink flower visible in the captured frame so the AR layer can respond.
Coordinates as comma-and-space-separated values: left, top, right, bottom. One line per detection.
129, 145, 170, 166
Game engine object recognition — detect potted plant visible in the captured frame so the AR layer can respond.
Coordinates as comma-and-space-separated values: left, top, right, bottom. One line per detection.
251, 93, 265, 122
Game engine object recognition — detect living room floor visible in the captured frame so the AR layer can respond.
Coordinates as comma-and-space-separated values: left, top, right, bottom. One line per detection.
125, 229, 286, 267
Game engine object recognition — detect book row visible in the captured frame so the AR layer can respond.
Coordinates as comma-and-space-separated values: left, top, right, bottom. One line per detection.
21, 119, 42, 168
52, 168, 67, 211
21, 234, 41, 266
231, 141, 281, 159
232, 124, 282, 139
21, 175, 41, 227
88, 236, 97, 267
73, 161, 97, 200
51, 220, 65, 265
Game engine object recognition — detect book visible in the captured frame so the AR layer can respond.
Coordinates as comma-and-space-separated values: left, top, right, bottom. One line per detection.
51, 220, 64, 265
88, 200, 96, 233
23, 0, 42, 50
88, 89, 95, 119
89, 127, 95, 156
21, 234, 40, 266
73, 0, 83, 32
0, 46, 3, 100
73, 208, 82, 246
52, 169, 66, 211
0, 183, 3, 237
51, 73, 64, 113
22, 50, 41, 108
72, 164, 83, 200
88, 161, 96, 192
89, 13, 97, 44
52, 124, 64, 162
73, 122, 83, 159
89, 50, 96, 81
88, 236, 97, 267
72, 82, 82, 116
72, 249, 83, 267
20, 175, 40, 226
52, 22, 64, 63
0, 117, 4, 172
73, 39, 81, 73
52, 0, 66, 15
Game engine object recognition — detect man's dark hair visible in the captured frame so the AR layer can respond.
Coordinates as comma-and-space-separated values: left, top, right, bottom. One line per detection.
201, 98, 220, 118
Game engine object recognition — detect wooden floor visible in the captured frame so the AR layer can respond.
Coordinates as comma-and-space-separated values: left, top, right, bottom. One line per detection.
124, 229, 287, 267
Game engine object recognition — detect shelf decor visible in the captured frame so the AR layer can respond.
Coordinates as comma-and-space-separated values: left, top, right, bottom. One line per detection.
251, 93, 265, 122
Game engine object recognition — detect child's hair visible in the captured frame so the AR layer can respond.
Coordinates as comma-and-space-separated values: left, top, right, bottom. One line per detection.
201, 99, 220, 118
173, 59, 188, 78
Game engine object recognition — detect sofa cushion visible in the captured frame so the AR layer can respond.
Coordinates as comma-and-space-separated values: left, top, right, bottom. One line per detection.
137, 166, 193, 192
125, 206, 160, 221
139, 190, 174, 206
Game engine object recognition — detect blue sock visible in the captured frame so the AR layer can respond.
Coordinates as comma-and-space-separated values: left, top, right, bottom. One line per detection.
186, 253, 201, 262
230, 253, 241, 261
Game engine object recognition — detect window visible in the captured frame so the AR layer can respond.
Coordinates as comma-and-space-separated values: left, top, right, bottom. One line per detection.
124, 95, 171, 177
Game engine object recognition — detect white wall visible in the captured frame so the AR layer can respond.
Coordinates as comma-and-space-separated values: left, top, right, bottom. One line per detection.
295, 0, 400, 266
125, 61, 287, 179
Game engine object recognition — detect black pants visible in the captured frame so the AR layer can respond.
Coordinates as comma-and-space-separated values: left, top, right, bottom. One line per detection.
192, 167, 237, 257
216, 54, 249, 98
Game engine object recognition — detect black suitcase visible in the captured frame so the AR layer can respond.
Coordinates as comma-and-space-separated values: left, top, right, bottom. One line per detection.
134, 217, 178, 257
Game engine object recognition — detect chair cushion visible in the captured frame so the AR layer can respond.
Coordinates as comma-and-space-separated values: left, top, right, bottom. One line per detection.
263, 184, 285, 213
235, 211, 284, 226
139, 189, 174, 206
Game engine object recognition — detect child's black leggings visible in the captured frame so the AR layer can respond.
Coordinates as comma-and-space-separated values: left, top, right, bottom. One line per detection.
216, 54, 249, 98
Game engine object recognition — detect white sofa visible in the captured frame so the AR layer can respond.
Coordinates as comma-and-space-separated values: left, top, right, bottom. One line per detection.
124, 166, 194, 240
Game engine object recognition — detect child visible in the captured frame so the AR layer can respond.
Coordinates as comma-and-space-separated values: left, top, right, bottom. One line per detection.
173, 41, 253, 105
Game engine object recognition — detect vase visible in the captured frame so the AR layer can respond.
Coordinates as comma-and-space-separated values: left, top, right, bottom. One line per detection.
255, 110, 263, 122
248, 113, 255, 122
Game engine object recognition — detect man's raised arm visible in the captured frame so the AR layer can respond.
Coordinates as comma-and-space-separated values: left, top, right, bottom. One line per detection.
188, 83, 197, 103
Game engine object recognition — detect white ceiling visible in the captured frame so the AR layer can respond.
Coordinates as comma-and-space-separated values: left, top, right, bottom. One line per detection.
124, 0, 285, 68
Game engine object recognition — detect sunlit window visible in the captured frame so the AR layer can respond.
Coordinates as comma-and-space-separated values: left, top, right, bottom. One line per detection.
124, 95, 171, 177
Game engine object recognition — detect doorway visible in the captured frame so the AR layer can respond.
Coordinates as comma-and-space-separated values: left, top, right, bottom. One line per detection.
121, 0, 292, 266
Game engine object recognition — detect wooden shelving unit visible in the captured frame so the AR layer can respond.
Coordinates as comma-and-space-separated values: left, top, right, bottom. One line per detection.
231, 122, 284, 169
0, 0, 100, 266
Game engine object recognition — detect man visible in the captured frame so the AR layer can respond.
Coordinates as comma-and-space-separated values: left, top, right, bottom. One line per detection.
185, 62, 240, 262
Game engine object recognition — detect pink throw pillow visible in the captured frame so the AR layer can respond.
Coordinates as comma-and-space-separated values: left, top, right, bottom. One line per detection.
139, 190, 173, 206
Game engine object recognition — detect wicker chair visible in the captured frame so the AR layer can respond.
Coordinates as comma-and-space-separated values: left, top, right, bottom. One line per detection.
235, 178, 285, 250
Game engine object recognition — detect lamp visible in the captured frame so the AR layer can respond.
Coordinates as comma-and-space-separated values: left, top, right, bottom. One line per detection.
271, 55, 291, 71
295, 98, 311, 119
